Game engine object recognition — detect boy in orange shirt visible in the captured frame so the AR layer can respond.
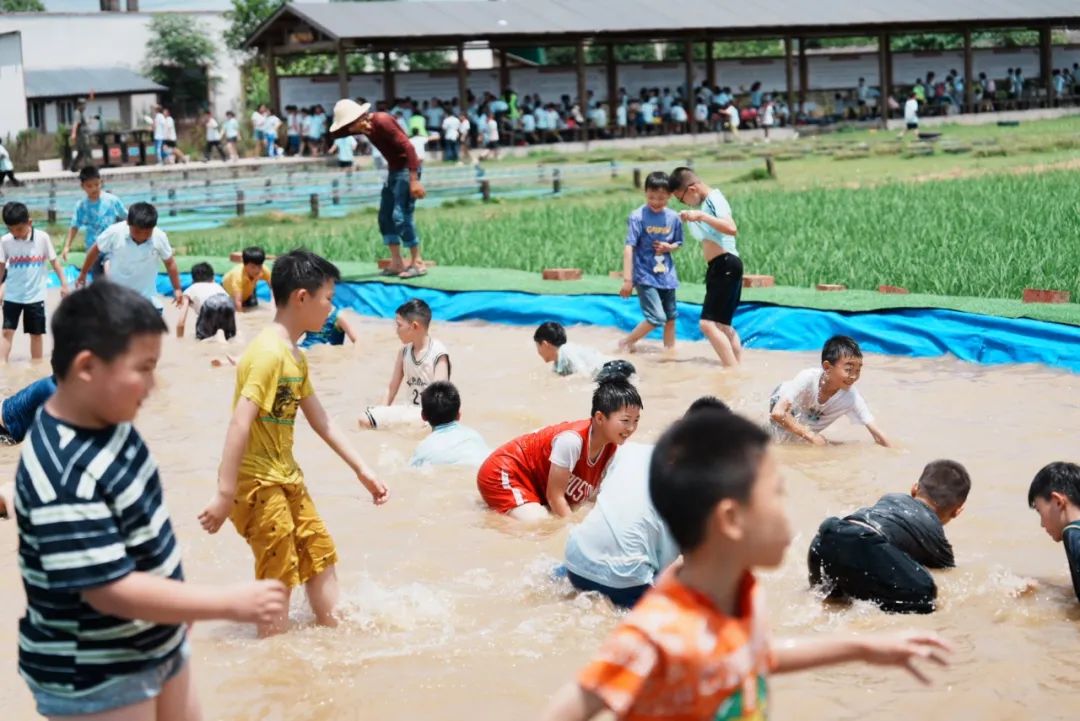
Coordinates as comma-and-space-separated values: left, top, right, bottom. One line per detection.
541, 410, 951, 721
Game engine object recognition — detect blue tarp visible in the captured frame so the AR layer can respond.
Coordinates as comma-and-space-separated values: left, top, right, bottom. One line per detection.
147, 273, 1080, 373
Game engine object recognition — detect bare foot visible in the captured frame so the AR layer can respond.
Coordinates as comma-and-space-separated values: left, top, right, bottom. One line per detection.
617, 339, 637, 354
210, 354, 238, 368
0, 481, 15, 520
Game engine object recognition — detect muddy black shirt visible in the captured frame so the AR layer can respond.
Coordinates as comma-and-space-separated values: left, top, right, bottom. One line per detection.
1062, 521, 1080, 602
845, 493, 954, 568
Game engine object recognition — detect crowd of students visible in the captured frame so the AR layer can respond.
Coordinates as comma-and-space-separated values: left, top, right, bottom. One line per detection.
3, 147, 1080, 721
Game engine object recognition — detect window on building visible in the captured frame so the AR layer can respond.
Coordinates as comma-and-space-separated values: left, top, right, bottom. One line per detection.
56, 100, 75, 127
28, 101, 45, 131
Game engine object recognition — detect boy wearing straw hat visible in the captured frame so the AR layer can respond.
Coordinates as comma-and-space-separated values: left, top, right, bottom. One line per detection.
329, 99, 428, 279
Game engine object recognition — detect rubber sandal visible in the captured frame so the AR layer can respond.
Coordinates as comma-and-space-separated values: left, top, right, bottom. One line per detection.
380, 267, 404, 277
398, 265, 426, 279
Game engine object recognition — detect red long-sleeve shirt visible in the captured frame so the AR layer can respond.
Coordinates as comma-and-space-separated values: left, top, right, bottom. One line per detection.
367, 112, 420, 172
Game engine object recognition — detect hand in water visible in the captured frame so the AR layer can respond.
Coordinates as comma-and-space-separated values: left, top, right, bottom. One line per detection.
858, 632, 953, 684
809, 432, 828, 446
226, 580, 289, 625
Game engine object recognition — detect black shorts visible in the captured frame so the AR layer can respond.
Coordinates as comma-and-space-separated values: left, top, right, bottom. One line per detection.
242, 293, 258, 309
2, 301, 46, 335
906, 122, 919, 130
195, 294, 237, 341
164, 140, 177, 148
701, 253, 743, 325
485, 141, 498, 150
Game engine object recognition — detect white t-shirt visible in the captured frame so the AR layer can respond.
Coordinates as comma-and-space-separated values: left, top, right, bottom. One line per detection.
554, 342, 609, 379
773, 367, 874, 433
401, 338, 450, 406
689, 188, 738, 257
409, 421, 490, 467
484, 118, 499, 144
409, 135, 427, 159
459, 118, 471, 137
223, 118, 239, 139
152, 112, 166, 141
549, 430, 585, 469
441, 114, 461, 142
164, 116, 177, 142
183, 281, 228, 314
726, 105, 740, 128
335, 136, 358, 163
95, 222, 173, 307
0, 228, 55, 304
262, 115, 281, 136
205, 117, 220, 142
904, 98, 919, 124
0, 144, 12, 172
250, 110, 266, 132
762, 104, 775, 126
564, 443, 680, 588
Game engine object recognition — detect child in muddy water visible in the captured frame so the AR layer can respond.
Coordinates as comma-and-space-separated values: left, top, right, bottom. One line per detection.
1027, 462, 1080, 603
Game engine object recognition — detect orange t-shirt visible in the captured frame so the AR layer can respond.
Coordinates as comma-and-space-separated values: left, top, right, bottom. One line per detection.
578, 570, 774, 721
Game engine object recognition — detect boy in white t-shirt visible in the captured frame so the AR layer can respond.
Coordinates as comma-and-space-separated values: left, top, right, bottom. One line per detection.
223, 110, 240, 161
0, 202, 70, 361
769, 335, 891, 447
901, 92, 920, 137
360, 298, 450, 430
177, 261, 236, 341
533, 321, 636, 381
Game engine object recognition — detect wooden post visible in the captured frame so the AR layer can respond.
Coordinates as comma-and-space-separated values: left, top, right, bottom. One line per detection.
797, 37, 808, 112
204, 178, 211, 202
332, 179, 340, 205
877, 34, 889, 126
963, 29, 974, 113
1039, 26, 1053, 106
884, 35, 893, 116
236, 189, 245, 216
632, 167, 642, 188
705, 40, 716, 92
457, 44, 468, 109
575, 40, 588, 141
552, 168, 561, 194
48, 183, 56, 211
606, 44, 618, 134
149, 179, 157, 202
383, 51, 396, 104
268, 46, 280, 112
137, 135, 146, 165
48, 208, 57, 224
310, 193, 320, 218
337, 41, 350, 99
346, 169, 354, 192
264, 177, 272, 204
684, 39, 695, 136
168, 188, 177, 217
498, 49, 510, 94
785, 37, 795, 122
480, 179, 490, 201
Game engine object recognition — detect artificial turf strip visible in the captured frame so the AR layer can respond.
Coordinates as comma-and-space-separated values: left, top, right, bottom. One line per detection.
86, 253, 1078, 327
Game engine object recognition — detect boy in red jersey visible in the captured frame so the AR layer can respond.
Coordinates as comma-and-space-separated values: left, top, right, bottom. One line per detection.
477, 379, 642, 522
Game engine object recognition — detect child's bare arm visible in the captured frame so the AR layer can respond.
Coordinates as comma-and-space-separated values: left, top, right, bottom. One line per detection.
682, 210, 737, 236
539, 682, 607, 721
865, 422, 892, 448
382, 352, 405, 405
620, 245, 634, 299
61, 227, 79, 260
50, 258, 70, 295
175, 297, 190, 338
338, 313, 359, 344
300, 394, 388, 504
433, 355, 450, 383
163, 257, 183, 306
198, 398, 258, 533
83, 572, 287, 626
545, 465, 573, 517
769, 398, 826, 445
773, 632, 951, 684
75, 245, 101, 287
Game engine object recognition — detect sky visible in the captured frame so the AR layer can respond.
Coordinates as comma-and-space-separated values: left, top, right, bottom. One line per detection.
43, 0, 232, 10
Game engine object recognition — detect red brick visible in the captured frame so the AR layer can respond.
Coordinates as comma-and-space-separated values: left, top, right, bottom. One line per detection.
743, 274, 775, 288
542, 268, 583, 281
815, 283, 846, 292
1022, 288, 1070, 304
378, 258, 438, 269
609, 271, 624, 279
878, 285, 910, 295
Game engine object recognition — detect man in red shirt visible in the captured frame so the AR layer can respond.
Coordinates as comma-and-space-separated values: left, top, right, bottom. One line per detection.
329, 99, 428, 278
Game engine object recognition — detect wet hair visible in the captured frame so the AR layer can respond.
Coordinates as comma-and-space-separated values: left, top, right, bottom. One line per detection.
242, 246, 267, 266
821, 335, 862, 364
127, 202, 158, 230
396, 298, 432, 327
644, 171, 670, 192
1028, 462, 1080, 508
2, 201, 30, 226
668, 166, 697, 192
420, 381, 460, 428
190, 262, 215, 283
51, 281, 167, 380
591, 377, 642, 417
270, 248, 340, 306
650, 410, 771, 551
916, 459, 971, 513
533, 321, 567, 347
685, 395, 731, 417
79, 166, 101, 183
595, 359, 636, 383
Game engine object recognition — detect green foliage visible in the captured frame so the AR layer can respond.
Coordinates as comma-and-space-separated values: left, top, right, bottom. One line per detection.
243, 64, 270, 110
145, 14, 217, 75
0, 0, 45, 11
223, 0, 283, 53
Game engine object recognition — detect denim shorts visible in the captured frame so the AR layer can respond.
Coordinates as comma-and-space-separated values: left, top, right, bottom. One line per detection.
28, 641, 189, 717
637, 285, 678, 325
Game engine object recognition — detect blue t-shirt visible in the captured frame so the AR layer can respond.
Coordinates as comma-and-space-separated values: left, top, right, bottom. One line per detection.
70, 192, 127, 249
689, 188, 739, 257
300, 307, 346, 348
625, 205, 682, 290
16, 412, 186, 697
409, 421, 490, 467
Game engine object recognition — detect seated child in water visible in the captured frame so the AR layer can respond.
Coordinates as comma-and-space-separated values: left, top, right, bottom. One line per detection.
410, 381, 490, 467
0, 375, 56, 446
360, 298, 450, 430
808, 459, 971, 614
563, 396, 728, 609
477, 378, 641, 522
177, 261, 236, 341
223, 245, 272, 311
534, 321, 635, 381
1028, 462, 1080, 602
769, 334, 891, 446
300, 304, 358, 348
541, 411, 951, 721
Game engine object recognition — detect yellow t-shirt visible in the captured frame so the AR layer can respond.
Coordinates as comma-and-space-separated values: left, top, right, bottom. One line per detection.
222, 264, 272, 302
235, 327, 314, 484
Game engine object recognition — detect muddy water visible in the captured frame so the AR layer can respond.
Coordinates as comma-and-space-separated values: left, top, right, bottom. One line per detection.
2, 302, 1080, 721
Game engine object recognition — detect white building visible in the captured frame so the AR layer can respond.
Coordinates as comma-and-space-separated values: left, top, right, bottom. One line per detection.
0, 32, 27, 139
25, 66, 165, 134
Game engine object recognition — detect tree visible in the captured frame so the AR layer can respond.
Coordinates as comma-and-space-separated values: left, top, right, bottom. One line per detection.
144, 15, 218, 117
0, 0, 45, 11
223, 0, 284, 55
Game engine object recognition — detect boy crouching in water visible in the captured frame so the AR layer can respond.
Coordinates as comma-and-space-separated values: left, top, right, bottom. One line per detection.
541, 410, 951, 721
200, 249, 389, 637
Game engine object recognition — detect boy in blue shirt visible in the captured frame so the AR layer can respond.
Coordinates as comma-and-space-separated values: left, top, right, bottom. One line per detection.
62, 166, 127, 280
1028, 462, 1080, 603
410, 381, 490, 467
618, 171, 683, 352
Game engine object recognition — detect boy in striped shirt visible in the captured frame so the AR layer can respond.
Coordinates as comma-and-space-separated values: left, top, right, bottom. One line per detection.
14, 281, 287, 720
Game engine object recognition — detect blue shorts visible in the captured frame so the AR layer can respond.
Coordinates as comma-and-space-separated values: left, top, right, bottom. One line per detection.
255, 129, 266, 142
637, 285, 678, 325
28, 640, 189, 717
567, 569, 650, 609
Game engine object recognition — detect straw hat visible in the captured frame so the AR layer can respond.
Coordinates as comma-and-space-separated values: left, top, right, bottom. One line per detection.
329, 99, 371, 134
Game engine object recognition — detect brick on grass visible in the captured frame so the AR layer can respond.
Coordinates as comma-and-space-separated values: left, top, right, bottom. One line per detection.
609, 271, 624, 279
878, 285, 910, 294
743, 274, 775, 288
815, 283, 846, 292
543, 268, 583, 281
1022, 288, 1070, 304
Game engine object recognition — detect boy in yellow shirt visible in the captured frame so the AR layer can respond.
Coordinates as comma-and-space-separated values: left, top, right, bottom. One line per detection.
223, 246, 272, 310
199, 249, 389, 637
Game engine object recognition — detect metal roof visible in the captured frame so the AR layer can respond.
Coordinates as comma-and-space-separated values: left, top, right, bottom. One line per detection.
25, 67, 166, 100
248, 0, 1080, 48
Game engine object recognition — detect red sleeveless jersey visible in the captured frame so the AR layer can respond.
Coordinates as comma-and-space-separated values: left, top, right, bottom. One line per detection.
506, 419, 618, 506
